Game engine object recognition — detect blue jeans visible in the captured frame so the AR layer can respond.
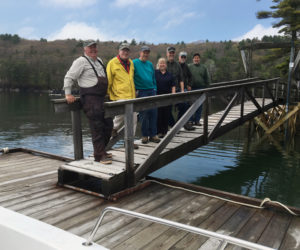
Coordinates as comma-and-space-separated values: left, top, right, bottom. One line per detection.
137, 89, 157, 137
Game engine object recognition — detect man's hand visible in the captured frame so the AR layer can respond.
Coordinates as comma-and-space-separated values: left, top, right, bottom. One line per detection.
65, 94, 76, 104
187, 85, 192, 91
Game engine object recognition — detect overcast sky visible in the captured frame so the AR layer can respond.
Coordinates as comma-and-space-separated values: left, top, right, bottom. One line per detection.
0, 0, 281, 43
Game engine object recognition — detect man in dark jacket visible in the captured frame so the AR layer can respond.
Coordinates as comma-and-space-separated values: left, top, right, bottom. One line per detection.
189, 53, 211, 125
178, 51, 195, 131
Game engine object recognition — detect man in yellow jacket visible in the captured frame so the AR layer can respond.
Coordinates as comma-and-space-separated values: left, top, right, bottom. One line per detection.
107, 43, 138, 148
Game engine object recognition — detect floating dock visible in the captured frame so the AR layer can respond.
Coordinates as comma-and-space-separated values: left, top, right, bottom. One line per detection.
1, 149, 300, 249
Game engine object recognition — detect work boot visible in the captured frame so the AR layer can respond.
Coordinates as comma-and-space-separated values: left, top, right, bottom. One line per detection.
149, 136, 160, 143
99, 156, 112, 165
184, 122, 196, 131
105, 152, 113, 158
141, 137, 149, 144
158, 133, 165, 138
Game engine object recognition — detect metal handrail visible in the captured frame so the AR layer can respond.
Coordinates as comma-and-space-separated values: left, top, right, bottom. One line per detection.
83, 206, 276, 250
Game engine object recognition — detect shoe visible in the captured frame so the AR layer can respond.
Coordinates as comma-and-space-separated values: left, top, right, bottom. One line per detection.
105, 152, 113, 158
184, 123, 196, 131
99, 157, 112, 165
158, 133, 165, 138
149, 136, 160, 143
111, 129, 118, 138
194, 122, 202, 126
141, 137, 149, 144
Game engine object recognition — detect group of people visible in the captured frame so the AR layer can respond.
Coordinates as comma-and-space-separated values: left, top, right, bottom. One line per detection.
63, 40, 210, 164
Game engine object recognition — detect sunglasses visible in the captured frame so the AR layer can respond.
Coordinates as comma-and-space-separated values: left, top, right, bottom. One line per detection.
181, 56, 187, 58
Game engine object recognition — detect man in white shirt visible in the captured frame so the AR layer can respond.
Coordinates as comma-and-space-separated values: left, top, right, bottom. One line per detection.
63, 40, 113, 164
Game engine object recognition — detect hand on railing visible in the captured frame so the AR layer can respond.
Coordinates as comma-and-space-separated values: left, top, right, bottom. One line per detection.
65, 94, 76, 104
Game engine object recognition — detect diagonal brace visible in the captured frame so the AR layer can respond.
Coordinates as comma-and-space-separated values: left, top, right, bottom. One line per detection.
208, 91, 239, 140
134, 93, 207, 183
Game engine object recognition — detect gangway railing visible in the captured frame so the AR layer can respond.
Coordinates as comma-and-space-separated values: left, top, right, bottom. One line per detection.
82, 206, 276, 250
53, 77, 292, 186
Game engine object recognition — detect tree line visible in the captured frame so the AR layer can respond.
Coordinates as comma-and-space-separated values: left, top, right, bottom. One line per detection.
0, 34, 294, 91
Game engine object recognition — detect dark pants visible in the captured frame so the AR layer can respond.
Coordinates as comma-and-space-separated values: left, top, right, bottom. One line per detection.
138, 89, 157, 137
168, 107, 175, 127
190, 87, 203, 123
157, 105, 171, 135
81, 95, 113, 161
177, 102, 189, 121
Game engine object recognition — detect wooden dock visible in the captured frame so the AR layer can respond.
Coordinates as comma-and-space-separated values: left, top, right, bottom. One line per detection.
1, 149, 300, 249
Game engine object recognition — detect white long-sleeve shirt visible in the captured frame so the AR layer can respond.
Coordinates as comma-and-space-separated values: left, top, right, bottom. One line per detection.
63, 54, 106, 95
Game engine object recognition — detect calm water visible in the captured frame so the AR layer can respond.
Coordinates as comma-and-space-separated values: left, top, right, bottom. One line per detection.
1, 92, 300, 207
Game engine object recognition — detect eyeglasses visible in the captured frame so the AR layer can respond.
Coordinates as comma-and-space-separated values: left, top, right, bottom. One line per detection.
181, 56, 186, 58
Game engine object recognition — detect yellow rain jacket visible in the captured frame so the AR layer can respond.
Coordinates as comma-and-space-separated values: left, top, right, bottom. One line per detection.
107, 57, 136, 100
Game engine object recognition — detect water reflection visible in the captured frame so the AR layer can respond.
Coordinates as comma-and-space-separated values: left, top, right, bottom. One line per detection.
1, 92, 300, 207
152, 126, 300, 207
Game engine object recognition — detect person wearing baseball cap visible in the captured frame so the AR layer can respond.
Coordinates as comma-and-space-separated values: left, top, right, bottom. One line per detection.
178, 51, 195, 131
63, 39, 113, 164
188, 52, 211, 126
166, 46, 184, 127
133, 45, 160, 144
106, 42, 139, 149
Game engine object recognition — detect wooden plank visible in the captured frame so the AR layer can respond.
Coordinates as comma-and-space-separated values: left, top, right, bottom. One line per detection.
71, 109, 83, 160
0, 175, 57, 193
0, 179, 57, 201
266, 103, 300, 134
0, 187, 60, 207
63, 184, 164, 233
170, 202, 240, 250
225, 209, 274, 250
103, 192, 205, 249
0, 163, 60, 181
7, 189, 75, 212
280, 217, 300, 250
80, 187, 187, 241
124, 103, 135, 186
19, 192, 86, 216
0, 171, 57, 187
198, 206, 256, 250
106, 150, 146, 165
129, 196, 224, 250
60, 165, 113, 180
113, 145, 155, 156
0, 156, 61, 168
257, 213, 292, 249
66, 160, 125, 174
35, 195, 103, 222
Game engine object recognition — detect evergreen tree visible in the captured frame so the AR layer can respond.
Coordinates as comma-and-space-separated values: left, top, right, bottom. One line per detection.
257, 0, 300, 40
257, 0, 300, 79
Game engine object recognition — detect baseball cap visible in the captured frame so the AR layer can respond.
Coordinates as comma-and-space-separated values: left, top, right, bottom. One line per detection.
167, 46, 176, 52
83, 40, 97, 47
141, 45, 150, 52
179, 51, 187, 57
119, 42, 130, 50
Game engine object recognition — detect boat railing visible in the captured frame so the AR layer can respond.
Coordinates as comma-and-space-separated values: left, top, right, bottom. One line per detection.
82, 206, 276, 250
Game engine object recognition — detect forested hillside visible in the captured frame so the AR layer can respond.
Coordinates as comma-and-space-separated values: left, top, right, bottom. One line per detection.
0, 34, 289, 91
